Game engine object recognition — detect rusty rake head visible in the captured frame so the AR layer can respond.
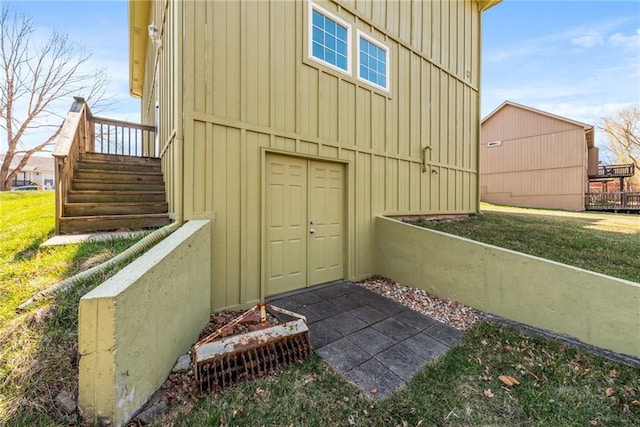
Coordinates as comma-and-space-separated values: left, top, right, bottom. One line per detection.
192, 304, 312, 391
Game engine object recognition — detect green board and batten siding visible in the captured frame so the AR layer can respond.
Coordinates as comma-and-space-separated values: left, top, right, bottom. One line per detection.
139, 0, 485, 311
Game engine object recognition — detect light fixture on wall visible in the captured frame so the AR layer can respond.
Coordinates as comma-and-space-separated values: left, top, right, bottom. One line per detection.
148, 23, 162, 48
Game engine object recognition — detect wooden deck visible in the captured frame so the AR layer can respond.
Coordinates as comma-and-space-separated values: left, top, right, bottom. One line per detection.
585, 192, 640, 212
588, 164, 635, 180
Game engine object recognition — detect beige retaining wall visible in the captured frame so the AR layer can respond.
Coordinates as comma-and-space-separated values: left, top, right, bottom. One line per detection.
375, 216, 640, 359
78, 220, 211, 427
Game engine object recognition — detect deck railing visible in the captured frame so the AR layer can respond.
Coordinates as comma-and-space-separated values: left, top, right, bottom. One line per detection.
585, 192, 640, 211
52, 97, 157, 233
52, 98, 89, 233
90, 116, 156, 157
591, 163, 635, 179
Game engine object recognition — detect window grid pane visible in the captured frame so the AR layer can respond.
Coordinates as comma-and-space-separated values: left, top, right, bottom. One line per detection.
311, 9, 349, 72
359, 37, 387, 89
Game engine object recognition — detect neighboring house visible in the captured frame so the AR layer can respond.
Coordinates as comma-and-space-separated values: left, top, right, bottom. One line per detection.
0, 154, 55, 189
480, 101, 597, 211
127, 0, 501, 310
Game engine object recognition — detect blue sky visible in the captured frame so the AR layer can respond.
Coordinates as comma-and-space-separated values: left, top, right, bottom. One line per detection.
1, 0, 138, 155
3, 0, 639, 155
483, 0, 640, 150
3, 0, 139, 121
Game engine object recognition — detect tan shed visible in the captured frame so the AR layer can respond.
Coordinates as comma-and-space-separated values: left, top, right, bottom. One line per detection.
129, 0, 500, 311
480, 101, 595, 211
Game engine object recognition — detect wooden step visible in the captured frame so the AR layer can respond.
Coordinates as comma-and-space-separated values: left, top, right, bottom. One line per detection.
71, 179, 166, 192
80, 152, 160, 166
58, 214, 171, 234
67, 190, 166, 203
76, 159, 161, 173
73, 169, 164, 182
59, 152, 170, 234
63, 202, 169, 217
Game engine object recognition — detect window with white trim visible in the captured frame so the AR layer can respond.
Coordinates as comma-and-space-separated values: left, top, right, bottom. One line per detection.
357, 31, 389, 91
309, 2, 350, 74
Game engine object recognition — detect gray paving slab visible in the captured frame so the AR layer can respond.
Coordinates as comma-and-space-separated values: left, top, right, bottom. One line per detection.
372, 317, 420, 342
348, 305, 389, 325
323, 311, 369, 336
290, 291, 326, 307
402, 331, 451, 361
312, 281, 359, 299
269, 298, 301, 312
425, 321, 463, 347
347, 289, 389, 306
329, 293, 365, 311
366, 293, 407, 315
316, 336, 371, 372
345, 358, 404, 398
305, 300, 343, 320
309, 319, 344, 348
267, 281, 464, 398
346, 327, 396, 356
375, 343, 427, 381
289, 305, 322, 324
394, 309, 437, 331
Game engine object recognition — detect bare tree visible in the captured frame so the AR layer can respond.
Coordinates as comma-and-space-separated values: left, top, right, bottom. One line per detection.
0, 6, 111, 190
600, 106, 640, 170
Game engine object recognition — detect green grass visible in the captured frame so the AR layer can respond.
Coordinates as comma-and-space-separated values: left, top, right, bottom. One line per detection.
0, 191, 148, 424
0, 192, 147, 326
163, 323, 639, 426
419, 203, 640, 283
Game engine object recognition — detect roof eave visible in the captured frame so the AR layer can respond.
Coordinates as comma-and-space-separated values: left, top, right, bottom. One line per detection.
479, 0, 502, 12
482, 100, 596, 147
128, 0, 150, 99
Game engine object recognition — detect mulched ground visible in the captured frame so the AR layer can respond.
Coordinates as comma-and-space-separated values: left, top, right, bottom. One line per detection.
356, 276, 483, 331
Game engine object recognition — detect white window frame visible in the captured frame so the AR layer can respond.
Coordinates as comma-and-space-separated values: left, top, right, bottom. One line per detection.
308, 1, 351, 76
356, 30, 390, 92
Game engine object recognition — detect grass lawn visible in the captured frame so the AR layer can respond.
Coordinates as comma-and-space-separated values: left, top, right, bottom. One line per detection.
162, 322, 639, 426
1, 195, 638, 426
419, 203, 640, 283
0, 191, 147, 424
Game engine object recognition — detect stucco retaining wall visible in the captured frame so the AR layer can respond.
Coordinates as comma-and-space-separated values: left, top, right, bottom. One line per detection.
375, 216, 640, 359
78, 220, 211, 426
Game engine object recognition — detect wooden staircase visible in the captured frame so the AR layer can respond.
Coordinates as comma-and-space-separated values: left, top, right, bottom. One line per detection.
58, 152, 171, 234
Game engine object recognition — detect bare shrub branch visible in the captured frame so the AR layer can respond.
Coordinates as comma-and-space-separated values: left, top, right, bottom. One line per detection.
0, 5, 111, 190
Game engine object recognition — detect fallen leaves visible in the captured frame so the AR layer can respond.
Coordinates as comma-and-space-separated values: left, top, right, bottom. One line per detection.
605, 388, 615, 397
498, 375, 520, 387
483, 389, 495, 398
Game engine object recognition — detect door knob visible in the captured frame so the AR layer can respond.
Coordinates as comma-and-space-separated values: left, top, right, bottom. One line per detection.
310, 229, 315, 234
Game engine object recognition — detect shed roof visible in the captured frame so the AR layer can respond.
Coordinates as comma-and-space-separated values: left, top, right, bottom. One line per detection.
482, 100, 595, 148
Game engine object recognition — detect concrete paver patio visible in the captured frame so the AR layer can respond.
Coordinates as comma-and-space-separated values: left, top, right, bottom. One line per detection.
267, 280, 463, 397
